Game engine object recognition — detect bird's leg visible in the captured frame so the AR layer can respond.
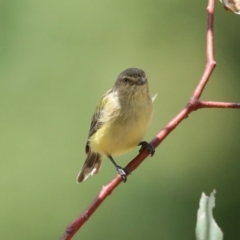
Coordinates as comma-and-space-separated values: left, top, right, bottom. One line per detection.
138, 141, 155, 156
107, 155, 129, 183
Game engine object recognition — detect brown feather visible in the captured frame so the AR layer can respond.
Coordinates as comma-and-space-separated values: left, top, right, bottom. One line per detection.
76, 151, 102, 183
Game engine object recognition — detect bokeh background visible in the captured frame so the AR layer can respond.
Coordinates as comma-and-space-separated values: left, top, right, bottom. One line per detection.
1, 1, 240, 239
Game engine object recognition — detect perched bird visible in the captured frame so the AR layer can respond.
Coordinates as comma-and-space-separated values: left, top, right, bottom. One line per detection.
76, 68, 155, 183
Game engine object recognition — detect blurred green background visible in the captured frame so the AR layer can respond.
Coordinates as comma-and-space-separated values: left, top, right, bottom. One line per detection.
1, 0, 240, 239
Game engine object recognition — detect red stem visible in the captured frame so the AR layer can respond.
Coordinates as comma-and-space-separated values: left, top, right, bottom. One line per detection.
197, 101, 240, 109
191, 0, 216, 100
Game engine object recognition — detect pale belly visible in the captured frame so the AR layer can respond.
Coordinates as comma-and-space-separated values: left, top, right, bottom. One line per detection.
89, 106, 152, 156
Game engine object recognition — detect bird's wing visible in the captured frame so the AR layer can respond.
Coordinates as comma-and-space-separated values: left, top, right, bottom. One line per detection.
85, 89, 112, 154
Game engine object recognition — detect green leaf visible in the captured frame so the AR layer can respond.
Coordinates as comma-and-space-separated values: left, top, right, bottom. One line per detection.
196, 190, 223, 240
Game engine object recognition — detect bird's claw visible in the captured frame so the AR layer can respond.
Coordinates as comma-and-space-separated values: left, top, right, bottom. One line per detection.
138, 141, 155, 156
116, 166, 129, 183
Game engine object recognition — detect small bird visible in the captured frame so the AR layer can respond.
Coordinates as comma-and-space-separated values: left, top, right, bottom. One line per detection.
76, 68, 155, 183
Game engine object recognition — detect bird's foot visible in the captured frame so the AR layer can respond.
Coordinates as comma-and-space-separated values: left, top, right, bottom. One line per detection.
116, 166, 129, 183
138, 141, 155, 156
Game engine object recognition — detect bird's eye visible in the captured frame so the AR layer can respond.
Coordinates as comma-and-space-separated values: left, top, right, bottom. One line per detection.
123, 77, 129, 83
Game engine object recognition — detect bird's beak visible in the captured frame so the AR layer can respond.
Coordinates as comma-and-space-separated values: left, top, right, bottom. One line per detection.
136, 78, 146, 86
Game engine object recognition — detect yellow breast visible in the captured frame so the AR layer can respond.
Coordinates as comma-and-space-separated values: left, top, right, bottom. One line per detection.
89, 95, 153, 156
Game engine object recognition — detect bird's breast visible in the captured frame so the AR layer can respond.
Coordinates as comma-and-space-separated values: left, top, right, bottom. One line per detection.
89, 97, 153, 156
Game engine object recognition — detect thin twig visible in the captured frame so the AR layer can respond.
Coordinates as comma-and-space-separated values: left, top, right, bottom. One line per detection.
60, 0, 239, 239
191, 0, 216, 99
197, 101, 240, 109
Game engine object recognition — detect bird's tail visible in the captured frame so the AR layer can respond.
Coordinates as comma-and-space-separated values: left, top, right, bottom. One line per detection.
76, 151, 102, 183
